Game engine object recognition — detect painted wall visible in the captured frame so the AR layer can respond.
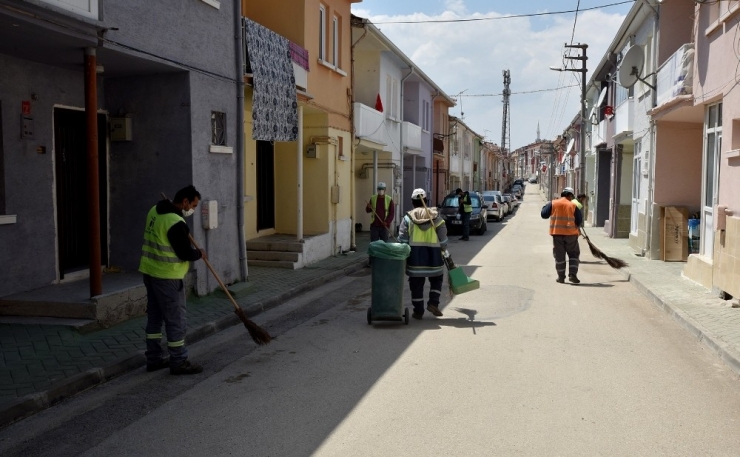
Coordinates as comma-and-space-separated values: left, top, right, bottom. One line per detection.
353, 49, 381, 108
242, 0, 306, 46
657, 1, 695, 64
0, 53, 94, 297
653, 122, 703, 208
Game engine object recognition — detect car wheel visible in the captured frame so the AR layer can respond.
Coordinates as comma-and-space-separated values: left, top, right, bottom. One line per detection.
477, 221, 486, 235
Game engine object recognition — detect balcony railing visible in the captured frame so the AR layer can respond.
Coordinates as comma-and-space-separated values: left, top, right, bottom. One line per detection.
243, 19, 309, 91
353, 103, 386, 146
656, 43, 694, 107
594, 118, 608, 147
615, 98, 634, 138
402, 121, 422, 153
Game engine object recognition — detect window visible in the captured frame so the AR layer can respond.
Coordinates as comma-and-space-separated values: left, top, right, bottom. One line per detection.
211, 111, 226, 145
385, 76, 398, 120
704, 103, 722, 209
422, 100, 430, 132
332, 16, 340, 68
319, 6, 326, 62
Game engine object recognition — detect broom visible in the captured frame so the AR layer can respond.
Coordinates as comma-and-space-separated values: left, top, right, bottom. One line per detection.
160, 193, 272, 345
579, 226, 629, 269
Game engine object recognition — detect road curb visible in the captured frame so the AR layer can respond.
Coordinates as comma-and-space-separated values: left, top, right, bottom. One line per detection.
626, 270, 740, 378
0, 257, 368, 429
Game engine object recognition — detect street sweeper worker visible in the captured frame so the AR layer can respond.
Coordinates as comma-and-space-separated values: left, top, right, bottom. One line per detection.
541, 187, 583, 284
398, 188, 448, 319
139, 185, 206, 375
366, 181, 395, 242
456, 188, 473, 241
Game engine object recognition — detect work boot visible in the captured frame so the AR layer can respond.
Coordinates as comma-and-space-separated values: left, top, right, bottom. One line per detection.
426, 304, 443, 317
170, 360, 203, 375
460, 236, 469, 241
146, 359, 169, 372
568, 275, 581, 284
556, 276, 565, 284
412, 312, 423, 320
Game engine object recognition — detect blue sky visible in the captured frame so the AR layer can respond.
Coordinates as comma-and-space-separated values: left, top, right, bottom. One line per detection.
352, 0, 633, 149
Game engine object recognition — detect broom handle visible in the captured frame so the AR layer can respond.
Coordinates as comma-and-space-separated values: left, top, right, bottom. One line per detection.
161, 193, 241, 312
418, 196, 449, 267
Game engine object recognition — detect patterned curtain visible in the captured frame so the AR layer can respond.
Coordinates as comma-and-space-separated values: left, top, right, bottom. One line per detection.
244, 18, 298, 142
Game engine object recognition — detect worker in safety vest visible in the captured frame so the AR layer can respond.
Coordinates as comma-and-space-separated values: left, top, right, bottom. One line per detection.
456, 188, 473, 241
541, 186, 583, 284
139, 185, 206, 375
366, 181, 395, 242
573, 193, 587, 227
398, 188, 448, 319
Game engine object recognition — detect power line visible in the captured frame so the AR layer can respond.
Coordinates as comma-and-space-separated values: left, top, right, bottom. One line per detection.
456, 85, 579, 98
370, 1, 635, 24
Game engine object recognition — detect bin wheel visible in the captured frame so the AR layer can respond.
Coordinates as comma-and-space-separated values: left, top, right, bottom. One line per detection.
404, 307, 409, 325
367, 307, 372, 325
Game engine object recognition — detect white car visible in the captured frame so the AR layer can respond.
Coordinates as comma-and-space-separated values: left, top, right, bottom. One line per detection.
482, 194, 505, 221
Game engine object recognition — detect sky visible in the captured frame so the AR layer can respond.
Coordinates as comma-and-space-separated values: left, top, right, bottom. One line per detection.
351, 0, 634, 150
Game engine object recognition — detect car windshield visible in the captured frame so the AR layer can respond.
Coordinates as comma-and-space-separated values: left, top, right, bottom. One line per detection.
483, 196, 496, 202
442, 195, 481, 208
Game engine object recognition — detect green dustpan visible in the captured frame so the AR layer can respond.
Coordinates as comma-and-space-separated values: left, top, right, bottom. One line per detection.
447, 266, 480, 295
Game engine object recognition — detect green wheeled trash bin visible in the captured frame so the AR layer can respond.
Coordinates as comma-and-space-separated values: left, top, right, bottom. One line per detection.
367, 240, 411, 325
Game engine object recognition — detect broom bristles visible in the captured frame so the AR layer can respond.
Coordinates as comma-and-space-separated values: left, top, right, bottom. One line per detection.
583, 236, 629, 269
234, 306, 272, 345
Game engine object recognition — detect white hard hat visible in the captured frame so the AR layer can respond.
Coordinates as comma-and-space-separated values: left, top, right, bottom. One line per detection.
411, 188, 426, 200
563, 187, 575, 195
377, 182, 386, 189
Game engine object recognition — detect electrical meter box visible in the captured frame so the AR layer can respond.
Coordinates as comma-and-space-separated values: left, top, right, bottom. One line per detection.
110, 117, 132, 141
202, 200, 218, 230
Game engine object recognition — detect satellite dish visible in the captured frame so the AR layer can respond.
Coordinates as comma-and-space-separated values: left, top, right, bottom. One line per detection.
618, 45, 644, 89
566, 138, 575, 155
597, 87, 608, 106
589, 106, 598, 125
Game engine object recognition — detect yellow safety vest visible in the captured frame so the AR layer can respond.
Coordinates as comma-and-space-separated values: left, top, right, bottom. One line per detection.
461, 194, 472, 213
139, 206, 190, 279
370, 194, 392, 223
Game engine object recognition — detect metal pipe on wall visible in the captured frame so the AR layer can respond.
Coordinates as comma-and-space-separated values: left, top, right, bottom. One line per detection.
84, 47, 102, 297
297, 105, 304, 241
234, 3, 248, 281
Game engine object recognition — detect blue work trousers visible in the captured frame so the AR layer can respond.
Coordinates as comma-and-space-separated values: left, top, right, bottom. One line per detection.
461, 212, 471, 237
143, 275, 188, 366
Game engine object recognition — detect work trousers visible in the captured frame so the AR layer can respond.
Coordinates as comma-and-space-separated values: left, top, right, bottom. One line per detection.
370, 224, 389, 242
552, 235, 580, 278
409, 275, 443, 315
143, 275, 188, 366
461, 212, 471, 238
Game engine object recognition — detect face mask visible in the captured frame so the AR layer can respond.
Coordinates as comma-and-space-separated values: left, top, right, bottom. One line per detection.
182, 208, 195, 217
378, 190, 385, 196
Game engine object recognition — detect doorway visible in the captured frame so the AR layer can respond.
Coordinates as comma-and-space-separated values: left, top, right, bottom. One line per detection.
702, 103, 722, 258
595, 149, 611, 226
256, 140, 275, 231
53, 108, 108, 279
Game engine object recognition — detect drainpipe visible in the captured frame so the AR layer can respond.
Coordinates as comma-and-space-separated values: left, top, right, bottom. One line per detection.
234, 4, 248, 280
350, 20, 369, 251
84, 47, 102, 297
399, 67, 414, 223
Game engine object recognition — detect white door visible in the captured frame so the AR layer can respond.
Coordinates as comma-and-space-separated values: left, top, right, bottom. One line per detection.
701, 103, 722, 258
631, 151, 641, 235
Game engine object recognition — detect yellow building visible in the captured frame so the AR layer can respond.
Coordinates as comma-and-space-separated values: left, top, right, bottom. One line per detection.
243, 0, 360, 268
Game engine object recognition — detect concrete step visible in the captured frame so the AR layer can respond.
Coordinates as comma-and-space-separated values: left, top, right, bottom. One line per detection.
247, 259, 298, 270
248, 250, 302, 262
0, 299, 97, 320
246, 240, 304, 253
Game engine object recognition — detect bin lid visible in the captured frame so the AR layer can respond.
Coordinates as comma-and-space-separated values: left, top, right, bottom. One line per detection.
367, 241, 410, 260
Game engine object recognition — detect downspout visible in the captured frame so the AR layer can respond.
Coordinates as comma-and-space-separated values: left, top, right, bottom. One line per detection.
399, 66, 415, 225
431, 91, 440, 202
234, 4, 248, 280
645, 1, 659, 257
350, 19, 369, 250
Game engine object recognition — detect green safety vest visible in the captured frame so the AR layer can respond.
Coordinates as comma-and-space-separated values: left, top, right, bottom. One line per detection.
370, 194, 392, 222
139, 206, 190, 279
406, 213, 445, 276
461, 195, 472, 213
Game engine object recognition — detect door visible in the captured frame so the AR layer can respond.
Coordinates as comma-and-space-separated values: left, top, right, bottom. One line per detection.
631, 146, 641, 235
256, 140, 275, 231
701, 103, 722, 258
54, 108, 108, 278
596, 149, 611, 226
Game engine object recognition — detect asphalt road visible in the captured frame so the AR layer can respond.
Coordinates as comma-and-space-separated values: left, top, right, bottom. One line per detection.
2, 186, 740, 456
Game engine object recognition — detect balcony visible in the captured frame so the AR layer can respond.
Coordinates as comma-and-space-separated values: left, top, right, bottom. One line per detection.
614, 98, 634, 141
594, 118, 608, 147
402, 121, 422, 154
243, 21, 308, 92
37, 0, 100, 20
656, 43, 694, 108
353, 103, 386, 147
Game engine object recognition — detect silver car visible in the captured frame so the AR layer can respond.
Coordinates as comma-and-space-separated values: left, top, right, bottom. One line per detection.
482, 194, 505, 221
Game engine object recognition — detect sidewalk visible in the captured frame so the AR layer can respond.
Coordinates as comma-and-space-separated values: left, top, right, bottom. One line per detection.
0, 234, 371, 427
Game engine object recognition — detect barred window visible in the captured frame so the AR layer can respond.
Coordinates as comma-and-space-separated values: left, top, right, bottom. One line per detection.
211, 111, 226, 146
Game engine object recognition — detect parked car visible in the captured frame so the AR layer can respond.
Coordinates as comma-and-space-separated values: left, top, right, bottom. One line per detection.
439, 192, 488, 235
502, 194, 518, 211
496, 194, 510, 216
511, 185, 523, 198
482, 194, 505, 221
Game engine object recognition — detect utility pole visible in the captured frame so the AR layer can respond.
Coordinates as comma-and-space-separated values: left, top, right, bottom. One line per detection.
564, 44, 588, 196
501, 69, 511, 187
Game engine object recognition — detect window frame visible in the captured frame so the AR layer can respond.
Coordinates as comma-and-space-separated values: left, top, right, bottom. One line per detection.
319, 5, 326, 62
211, 111, 227, 146
332, 15, 339, 68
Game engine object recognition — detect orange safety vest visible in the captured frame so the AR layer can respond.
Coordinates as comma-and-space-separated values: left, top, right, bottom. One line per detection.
549, 197, 579, 236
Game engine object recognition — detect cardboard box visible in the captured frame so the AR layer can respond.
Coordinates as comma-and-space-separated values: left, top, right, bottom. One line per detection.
663, 206, 688, 261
